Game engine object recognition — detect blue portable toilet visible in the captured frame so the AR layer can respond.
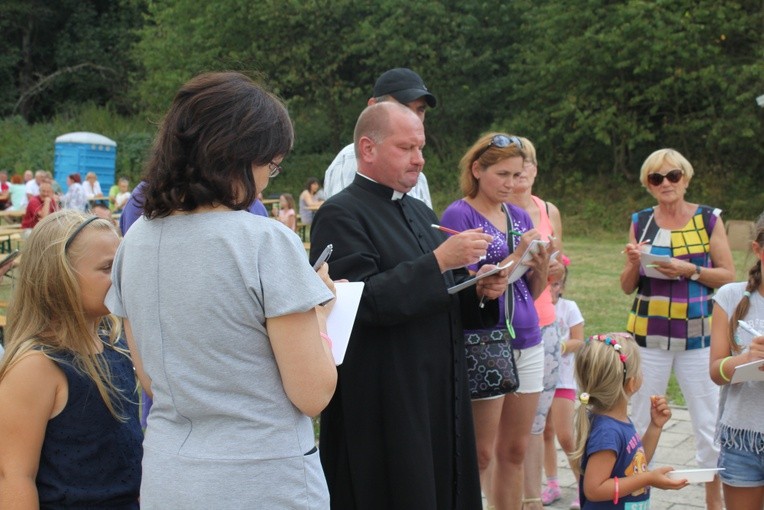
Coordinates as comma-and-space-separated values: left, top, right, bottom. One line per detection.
53, 132, 117, 192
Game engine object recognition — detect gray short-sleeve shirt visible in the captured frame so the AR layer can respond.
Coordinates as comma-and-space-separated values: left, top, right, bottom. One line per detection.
106, 210, 333, 508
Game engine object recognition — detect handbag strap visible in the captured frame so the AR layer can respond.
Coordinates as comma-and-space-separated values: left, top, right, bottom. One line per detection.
502, 204, 516, 339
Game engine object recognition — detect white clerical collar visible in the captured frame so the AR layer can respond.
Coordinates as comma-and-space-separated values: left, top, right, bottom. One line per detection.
357, 173, 405, 200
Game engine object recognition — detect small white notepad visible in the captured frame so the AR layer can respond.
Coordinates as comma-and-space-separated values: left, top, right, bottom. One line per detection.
507, 239, 549, 284
447, 261, 514, 295
639, 252, 680, 280
326, 281, 364, 365
731, 358, 764, 384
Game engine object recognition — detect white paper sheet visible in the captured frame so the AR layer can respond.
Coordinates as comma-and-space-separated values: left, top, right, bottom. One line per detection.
447, 260, 515, 295
639, 252, 680, 280
326, 281, 364, 365
731, 358, 764, 384
507, 239, 549, 284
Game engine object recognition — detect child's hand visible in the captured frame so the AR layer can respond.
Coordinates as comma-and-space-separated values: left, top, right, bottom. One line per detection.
649, 395, 671, 429
649, 466, 688, 490
749, 336, 764, 361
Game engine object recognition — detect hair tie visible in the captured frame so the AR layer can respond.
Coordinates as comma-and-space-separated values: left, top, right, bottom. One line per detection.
579, 392, 590, 405
743, 291, 752, 298
589, 333, 629, 380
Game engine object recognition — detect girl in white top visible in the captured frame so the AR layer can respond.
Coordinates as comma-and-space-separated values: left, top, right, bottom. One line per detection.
541, 265, 585, 508
710, 211, 764, 510
113, 178, 131, 211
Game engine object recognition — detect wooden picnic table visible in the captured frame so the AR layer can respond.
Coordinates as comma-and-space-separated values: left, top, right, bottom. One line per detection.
0, 230, 22, 253
0, 209, 24, 225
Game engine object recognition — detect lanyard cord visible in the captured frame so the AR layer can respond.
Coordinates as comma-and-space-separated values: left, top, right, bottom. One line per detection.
503, 204, 516, 339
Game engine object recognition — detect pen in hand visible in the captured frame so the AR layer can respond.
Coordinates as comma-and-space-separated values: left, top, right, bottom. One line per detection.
621, 239, 651, 254
738, 320, 763, 338
431, 224, 461, 236
431, 224, 523, 237
313, 244, 333, 271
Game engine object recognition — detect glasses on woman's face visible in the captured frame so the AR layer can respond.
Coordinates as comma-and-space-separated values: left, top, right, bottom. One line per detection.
475, 134, 524, 160
268, 161, 283, 178
646, 168, 683, 186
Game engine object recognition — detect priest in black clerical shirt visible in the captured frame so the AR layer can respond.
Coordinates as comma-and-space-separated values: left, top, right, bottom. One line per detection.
310, 102, 509, 510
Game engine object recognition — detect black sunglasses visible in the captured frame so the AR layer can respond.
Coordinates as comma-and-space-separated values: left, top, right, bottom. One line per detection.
647, 169, 683, 186
475, 134, 523, 160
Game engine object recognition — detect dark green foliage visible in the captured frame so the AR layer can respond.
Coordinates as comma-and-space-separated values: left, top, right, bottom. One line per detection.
0, 0, 145, 121
0, 0, 761, 227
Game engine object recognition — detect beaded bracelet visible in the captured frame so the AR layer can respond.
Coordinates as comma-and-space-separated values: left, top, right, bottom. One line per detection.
719, 356, 732, 383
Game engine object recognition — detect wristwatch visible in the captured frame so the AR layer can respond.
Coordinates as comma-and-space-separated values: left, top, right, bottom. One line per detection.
689, 265, 702, 281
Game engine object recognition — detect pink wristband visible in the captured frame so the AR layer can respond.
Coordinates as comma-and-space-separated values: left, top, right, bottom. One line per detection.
613, 476, 619, 505
320, 332, 333, 349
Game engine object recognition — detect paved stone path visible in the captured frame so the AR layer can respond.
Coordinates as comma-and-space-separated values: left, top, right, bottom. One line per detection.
485, 406, 713, 509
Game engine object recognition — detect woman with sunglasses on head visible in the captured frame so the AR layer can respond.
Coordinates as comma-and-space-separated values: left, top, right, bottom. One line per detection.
620, 148, 734, 510
441, 133, 549, 510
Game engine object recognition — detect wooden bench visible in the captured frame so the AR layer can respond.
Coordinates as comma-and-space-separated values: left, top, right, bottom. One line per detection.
0, 232, 21, 253
0, 209, 24, 225
296, 221, 309, 242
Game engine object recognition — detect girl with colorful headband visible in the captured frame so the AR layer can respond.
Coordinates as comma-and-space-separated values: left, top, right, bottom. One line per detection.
571, 333, 687, 508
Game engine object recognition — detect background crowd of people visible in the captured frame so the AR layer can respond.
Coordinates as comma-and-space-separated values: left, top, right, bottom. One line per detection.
0, 68, 761, 510
0, 168, 134, 231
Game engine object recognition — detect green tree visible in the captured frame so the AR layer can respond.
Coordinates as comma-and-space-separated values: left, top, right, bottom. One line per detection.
132, 0, 264, 115
0, 0, 145, 121
507, 0, 764, 183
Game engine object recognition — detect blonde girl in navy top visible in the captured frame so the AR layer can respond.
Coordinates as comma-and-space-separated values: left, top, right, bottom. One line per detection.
0, 210, 141, 508
571, 333, 687, 508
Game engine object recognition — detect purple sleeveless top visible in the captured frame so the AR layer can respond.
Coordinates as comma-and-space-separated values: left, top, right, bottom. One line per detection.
441, 199, 542, 349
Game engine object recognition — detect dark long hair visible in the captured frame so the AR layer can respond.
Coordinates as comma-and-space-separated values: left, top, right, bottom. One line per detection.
142, 72, 294, 218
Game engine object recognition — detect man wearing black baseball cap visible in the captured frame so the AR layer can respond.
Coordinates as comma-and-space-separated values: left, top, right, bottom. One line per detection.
323, 68, 437, 207
372, 67, 437, 108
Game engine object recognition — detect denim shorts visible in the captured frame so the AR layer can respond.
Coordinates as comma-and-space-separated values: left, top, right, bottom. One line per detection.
718, 444, 764, 487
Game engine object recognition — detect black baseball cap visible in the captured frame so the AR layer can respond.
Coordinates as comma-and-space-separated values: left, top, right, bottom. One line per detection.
372, 68, 437, 108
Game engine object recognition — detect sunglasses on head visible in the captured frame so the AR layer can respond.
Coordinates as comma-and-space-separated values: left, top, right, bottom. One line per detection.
475, 134, 523, 159
647, 169, 683, 186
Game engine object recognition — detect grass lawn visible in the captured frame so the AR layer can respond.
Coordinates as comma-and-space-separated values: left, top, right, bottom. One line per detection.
562, 234, 754, 406
0, 233, 755, 407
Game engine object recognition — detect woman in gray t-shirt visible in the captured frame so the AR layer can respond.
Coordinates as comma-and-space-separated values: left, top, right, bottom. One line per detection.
106, 72, 337, 509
